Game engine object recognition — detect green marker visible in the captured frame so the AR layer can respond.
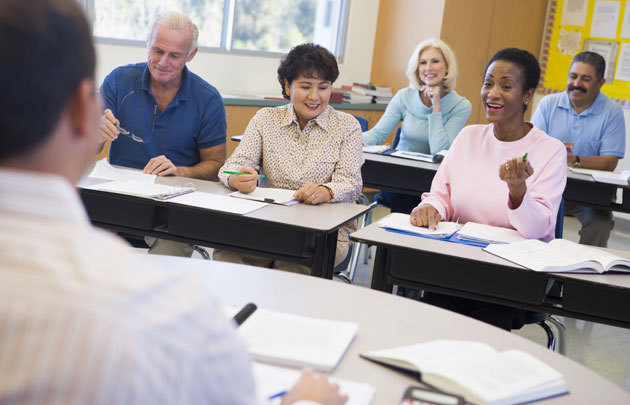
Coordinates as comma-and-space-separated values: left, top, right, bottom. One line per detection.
223, 170, 267, 178
522, 152, 528, 162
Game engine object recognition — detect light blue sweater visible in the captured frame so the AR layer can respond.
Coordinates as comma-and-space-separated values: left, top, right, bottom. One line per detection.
362, 87, 472, 154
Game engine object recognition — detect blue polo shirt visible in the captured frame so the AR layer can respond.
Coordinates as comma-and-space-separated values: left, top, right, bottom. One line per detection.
101, 63, 226, 169
531, 91, 625, 158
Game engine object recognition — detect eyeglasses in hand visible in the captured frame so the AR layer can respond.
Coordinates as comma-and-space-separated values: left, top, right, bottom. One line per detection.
116, 90, 158, 144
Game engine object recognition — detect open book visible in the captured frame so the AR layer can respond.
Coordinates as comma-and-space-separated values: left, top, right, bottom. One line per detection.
361, 340, 567, 405
570, 167, 630, 186
379, 213, 460, 238
483, 238, 630, 273
229, 187, 298, 206
230, 307, 358, 372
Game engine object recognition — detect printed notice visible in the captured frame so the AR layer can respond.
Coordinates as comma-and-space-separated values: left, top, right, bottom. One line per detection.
621, 1, 630, 38
615, 42, 630, 81
583, 39, 619, 83
562, 0, 588, 26
591, 1, 621, 38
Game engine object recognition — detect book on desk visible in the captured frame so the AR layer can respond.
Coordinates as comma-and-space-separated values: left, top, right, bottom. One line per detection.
361, 340, 567, 405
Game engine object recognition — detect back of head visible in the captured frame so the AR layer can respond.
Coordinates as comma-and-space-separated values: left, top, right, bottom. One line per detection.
277, 43, 339, 99
149, 11, 199, 57
485, 48, 540, 92
0, 0, 95, 162
572, 51, 606, 81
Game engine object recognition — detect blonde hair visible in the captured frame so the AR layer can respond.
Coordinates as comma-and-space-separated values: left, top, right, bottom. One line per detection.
148, 11, 199, 57
406, 38, 458, 92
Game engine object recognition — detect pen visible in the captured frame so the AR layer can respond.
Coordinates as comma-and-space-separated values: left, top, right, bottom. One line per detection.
268, 390, 287, 400
232, 303, 257, 326
223, 170, 267, 178
522, 152, 528, 162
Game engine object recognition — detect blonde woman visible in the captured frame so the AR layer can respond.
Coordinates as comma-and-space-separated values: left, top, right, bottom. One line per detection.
363, 38, 471, 213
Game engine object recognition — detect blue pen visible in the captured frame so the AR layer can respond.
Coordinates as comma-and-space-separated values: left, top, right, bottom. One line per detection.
268, 390, 287, 400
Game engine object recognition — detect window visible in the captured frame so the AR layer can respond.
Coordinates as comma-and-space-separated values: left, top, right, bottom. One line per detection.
84, 0, 348, 56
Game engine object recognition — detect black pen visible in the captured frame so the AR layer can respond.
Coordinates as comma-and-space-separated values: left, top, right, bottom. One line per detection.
232, 302, 257, 326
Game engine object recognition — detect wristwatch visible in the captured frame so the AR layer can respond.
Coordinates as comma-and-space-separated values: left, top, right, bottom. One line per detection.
573, 156, 581, 168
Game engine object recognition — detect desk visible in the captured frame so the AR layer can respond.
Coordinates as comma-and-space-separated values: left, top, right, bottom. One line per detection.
361, 153, 630, 213
161, 256, 630, 404
78, 171, 368, 279
350, 223, 630, 329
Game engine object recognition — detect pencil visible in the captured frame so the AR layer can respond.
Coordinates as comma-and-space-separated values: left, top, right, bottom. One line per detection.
522, 152, 528, 162
223, 170, 267, 178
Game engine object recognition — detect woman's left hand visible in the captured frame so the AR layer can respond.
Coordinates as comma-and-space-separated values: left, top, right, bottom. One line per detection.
499, 157, 534, 208
294, 182, 332, 205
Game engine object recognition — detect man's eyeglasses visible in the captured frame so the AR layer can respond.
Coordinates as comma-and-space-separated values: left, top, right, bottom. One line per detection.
116, 90, 158, 144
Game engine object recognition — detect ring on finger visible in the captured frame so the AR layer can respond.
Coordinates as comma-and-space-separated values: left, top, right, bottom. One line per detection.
505, 163, 510, 170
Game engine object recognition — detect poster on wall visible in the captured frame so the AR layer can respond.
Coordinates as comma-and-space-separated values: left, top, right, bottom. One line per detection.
621, 1, 630, 38
590, 1, 621, 38
583, 39, 619, 83
562, 0, 589, 26
615, 42, 630, 81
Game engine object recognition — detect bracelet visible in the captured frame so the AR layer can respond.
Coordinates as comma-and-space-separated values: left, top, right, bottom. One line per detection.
320, 185, 334, 200
573, 155, 581, 168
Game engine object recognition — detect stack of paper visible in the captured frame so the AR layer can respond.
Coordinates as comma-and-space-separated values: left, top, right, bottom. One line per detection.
378, 213, 460, 238
457, 222, 526, 244
87, 158, 156, 183
83, 180, 192, 200
235, 308, 358, 372
363, 144, 390, 154
253, 363, 375, 405
230, 187, 298, 206
569, 167, 630, 186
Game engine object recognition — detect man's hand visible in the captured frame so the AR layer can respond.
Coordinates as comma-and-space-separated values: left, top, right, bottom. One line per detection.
294, 182, 332, 205
99, 109, 120, 143
281, 369, 347, 405
227, 166, 259, 193
143, 155, 178, 176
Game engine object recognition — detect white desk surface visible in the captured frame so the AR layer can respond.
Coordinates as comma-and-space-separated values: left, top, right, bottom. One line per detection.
351, 222, 630, 290
158, 256, 629, 404
80, 166, 368, 232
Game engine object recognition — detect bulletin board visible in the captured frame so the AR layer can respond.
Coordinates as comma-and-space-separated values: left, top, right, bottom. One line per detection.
539, 0, 630, 107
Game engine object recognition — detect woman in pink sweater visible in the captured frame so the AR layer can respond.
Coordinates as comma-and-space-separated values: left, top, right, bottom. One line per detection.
410, 48, 567, 330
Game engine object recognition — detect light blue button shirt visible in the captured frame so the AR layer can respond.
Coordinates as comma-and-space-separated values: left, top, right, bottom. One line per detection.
531, 91, 625, 157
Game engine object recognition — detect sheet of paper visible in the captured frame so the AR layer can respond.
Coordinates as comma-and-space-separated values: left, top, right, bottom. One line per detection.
457, 222, 527, 244
83, 180, 184, 198
166, 190, 268, 214
615, 42, 630, 81
363, 144, 390, 154
88, 158, 156, 183
561, 0, 588, 26
229, 187, 298, 206
590, 1, 621, 38
591, 169, 630, 186
390, 149, 436, 163
583, 39, 619, 82
378, 213, 460, 238
253, 363, 375, 405
621, 1, 630, 38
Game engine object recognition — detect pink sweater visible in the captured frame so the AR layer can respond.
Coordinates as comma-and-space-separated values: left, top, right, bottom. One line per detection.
420, 124, 567, 241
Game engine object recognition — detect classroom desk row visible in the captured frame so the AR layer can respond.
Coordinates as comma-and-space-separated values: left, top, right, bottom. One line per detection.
361, 152, 630, 213
165, 255, 630, 404
79, 166, 368, 278
350, 222, 630, 329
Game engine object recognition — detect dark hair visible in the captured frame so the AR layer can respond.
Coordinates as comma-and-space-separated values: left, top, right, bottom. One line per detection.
572, 51, 606, 81
277, 43, 339, 99
0, 0, 95, 160
484, 48, 540, 112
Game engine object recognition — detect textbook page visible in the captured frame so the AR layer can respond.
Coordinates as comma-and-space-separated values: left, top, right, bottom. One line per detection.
361, 340, 566, 405
457, 222, 527, 244
236, 308, 358, 372
229, 187, 298, 206
253, 363, 375, 405
166, 191, 267, 215
379, 213, 460, 238
88, 158, 156, 183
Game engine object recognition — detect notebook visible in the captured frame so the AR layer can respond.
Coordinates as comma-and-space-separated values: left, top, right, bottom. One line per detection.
378, 213, 460, 238
457, 222, 527, 244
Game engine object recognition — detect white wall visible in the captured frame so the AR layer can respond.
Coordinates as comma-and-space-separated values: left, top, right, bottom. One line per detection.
94, 0, 380, 97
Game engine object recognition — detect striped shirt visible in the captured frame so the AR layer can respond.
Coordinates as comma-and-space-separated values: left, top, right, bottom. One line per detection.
219, 104, 364, 242
0, 169, 255, 404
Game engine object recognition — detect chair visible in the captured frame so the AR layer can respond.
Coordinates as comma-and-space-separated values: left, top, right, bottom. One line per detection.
522, 199, 566, 355
334, 194, 373, 283
352, 115, 368, 132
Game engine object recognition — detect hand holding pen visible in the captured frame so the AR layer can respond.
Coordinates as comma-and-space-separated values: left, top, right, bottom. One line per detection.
226, 166, 264, 193
271, 368, 348, 405
499, 152, 533, 209
563, 141, 577, 166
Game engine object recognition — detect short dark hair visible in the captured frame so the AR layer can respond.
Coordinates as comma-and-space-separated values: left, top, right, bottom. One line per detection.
485, 48, 541, 93
277, 43, 339, 99
572, 51, 606, 81
0, 0, 95, 160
